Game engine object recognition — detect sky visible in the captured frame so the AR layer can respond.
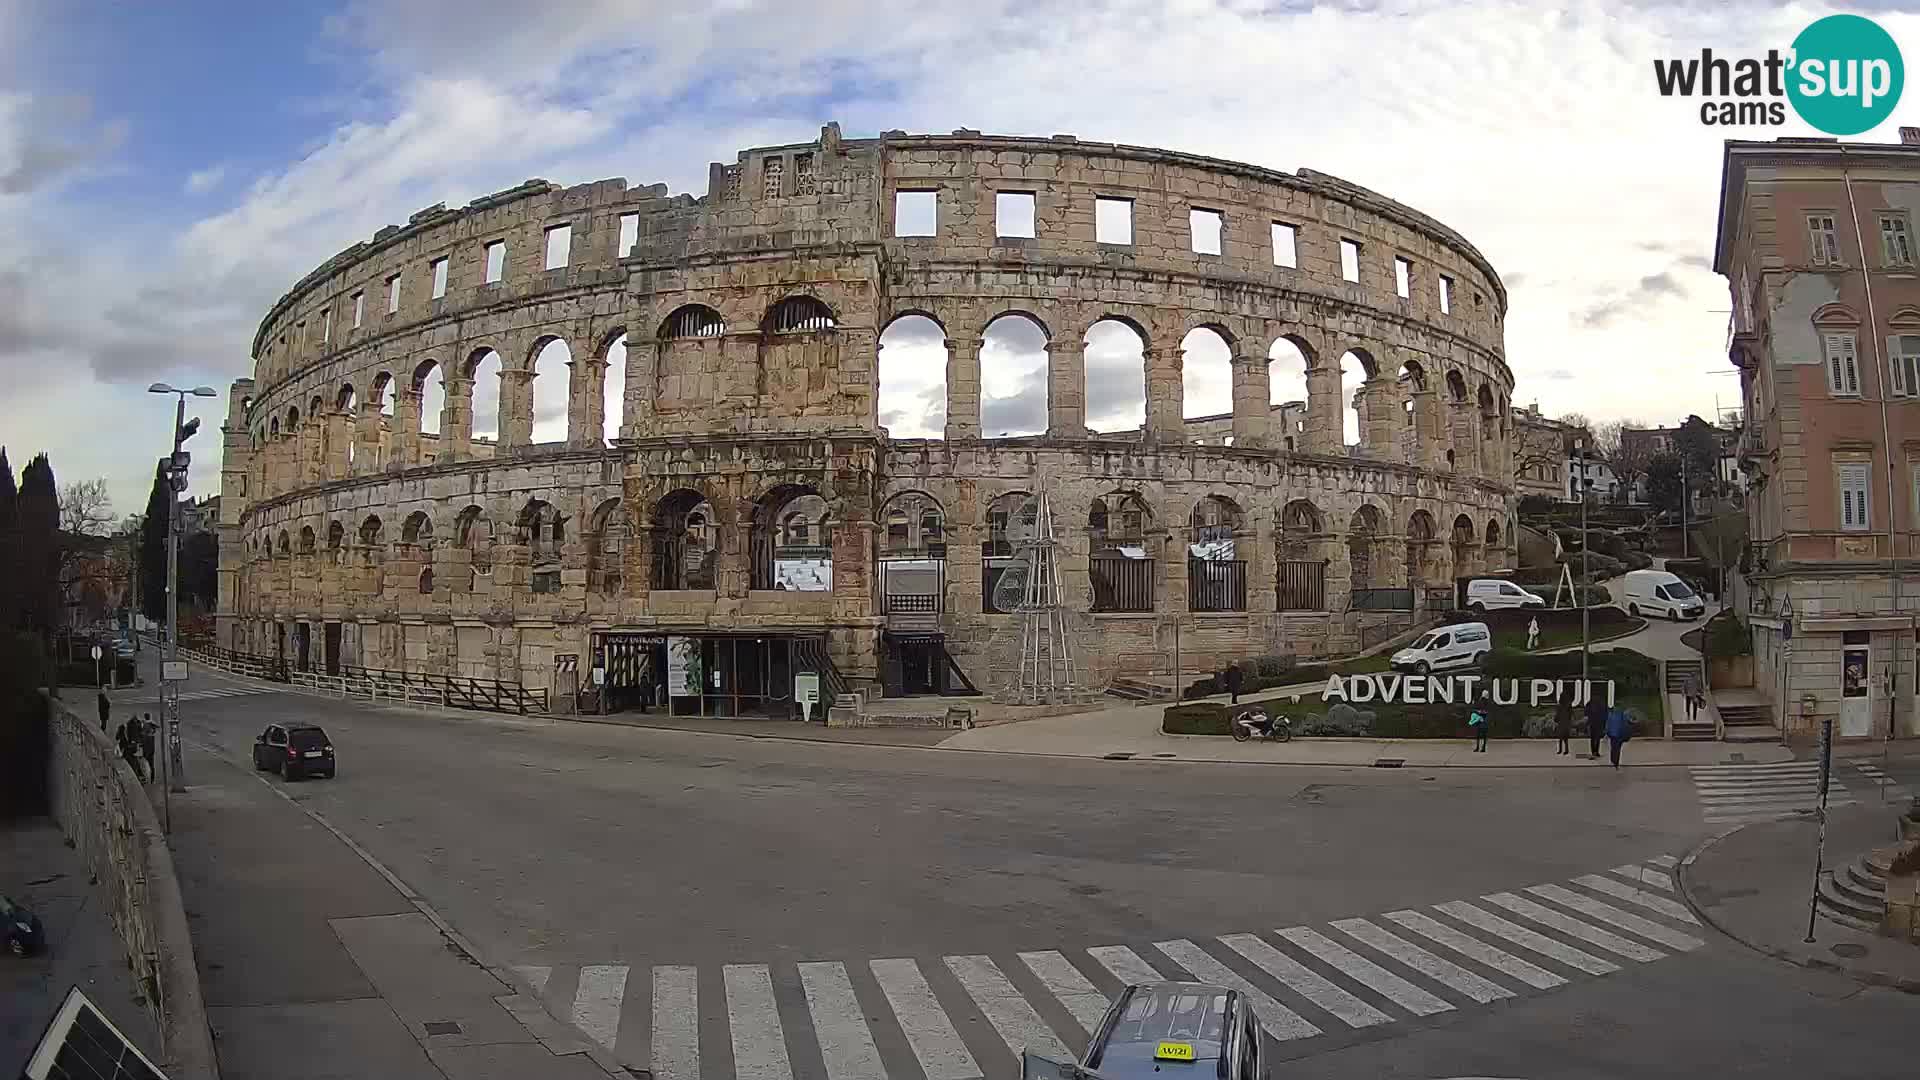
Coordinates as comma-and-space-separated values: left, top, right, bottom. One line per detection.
0, 0, 1913, 519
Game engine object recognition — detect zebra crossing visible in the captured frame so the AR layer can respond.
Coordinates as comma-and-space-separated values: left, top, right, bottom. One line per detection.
1689, 760, 1860, 824
124, 685, 280, 706
1851, 760, 1913, 801
511, 855, 1701, 1079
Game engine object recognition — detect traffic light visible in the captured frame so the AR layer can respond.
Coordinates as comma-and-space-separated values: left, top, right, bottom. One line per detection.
178, 416, 201, 443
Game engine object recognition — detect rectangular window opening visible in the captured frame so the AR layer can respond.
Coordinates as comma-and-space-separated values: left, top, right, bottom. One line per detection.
1394, 256, 1412, 299
1340, 239, 1361, 283
386, 274, 401, 313
1190, 208, 1223, 255
1809, 214, 1841, 266
1271, 222, 1297, 268
1882, 214, 1914, 266
1892, 334, 1920, 397
1839, 461, 1871, 531
429, 258, 448, 300
543, 224, 571, 270
1824, 332, 1860, 396
484, 240, 506, 283
352, 292, 364, 328
1439, 275, 1453, 314
1096, 196, 1133, 245
618, 212, 639, 256
996, 191, 1036, 238
321, 308, 331, 344
894, 190, 937, 237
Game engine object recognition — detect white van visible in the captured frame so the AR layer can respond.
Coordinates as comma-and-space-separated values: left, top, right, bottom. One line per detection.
1621, 569, 1705, 621
1390, 621, 1492, 674
1464, 578, 1546, 612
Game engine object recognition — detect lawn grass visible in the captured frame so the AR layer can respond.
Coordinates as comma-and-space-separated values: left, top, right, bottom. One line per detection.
1490, 618, 1647, 653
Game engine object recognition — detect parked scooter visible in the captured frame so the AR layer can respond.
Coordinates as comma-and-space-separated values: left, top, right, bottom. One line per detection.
1229, 704, 1292, 743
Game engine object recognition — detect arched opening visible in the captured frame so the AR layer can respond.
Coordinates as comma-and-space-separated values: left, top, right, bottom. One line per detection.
982, 491, 1036, 613
657, 304, 728, 413
1340, 349, 1375, 449
1486, 518, 1503, 549
1477, 384, 1498, 473
358, 516, 383, 564
455, 505, 494, 575
326, 520, 345, 564
980, 313, 1048, 438
401, 510, 434, 550
518, 499, 566, 593
371, 371, 395, 427
418, 568, 434, 595
1188, 495, 1247, 612
1450, 513, 1477, 579
1348, 505, 1381, 594
467, 350, 503, 444
277, 531, 289, 556
336, 384, 359, 471
751, 485, 830, 591
650, 490, 716, 591
1085, 318, 1147, 435
662, 304, 725, 340
878, 315, 947, 439
1089, 491, 1154, 612
1269, 337, 1311, 451
298, 525, 316, 555
531, 338, 571, 444
1407, 509, 1438, 589
589, 498, 629, 597
1180, 326, 1233, 423
878, 491, 947, 624
409, 361, 442, 440
1277, 499, 1327, 610
602, 333, 628, 445
766, 295, 836, 333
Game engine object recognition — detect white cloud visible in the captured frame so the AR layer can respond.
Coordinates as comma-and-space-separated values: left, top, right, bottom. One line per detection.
184, 164, 225, 195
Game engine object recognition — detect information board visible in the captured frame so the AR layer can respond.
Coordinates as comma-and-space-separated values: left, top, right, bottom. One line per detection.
666, 637, 701, 697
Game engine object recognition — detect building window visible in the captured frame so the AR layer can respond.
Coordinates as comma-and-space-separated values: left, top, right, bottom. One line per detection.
1190, 208, 1223, 255
1339, 239, 1361, 283
1883, 214, 1915, 266
1824, 332, 1861, 396
1808, 214, 1841, 265
1393, 257, 1412, 298
1096, 196, 1133, 245
894, 190, 936, 237
762, 155, 784, 199
484, 240, 506, 283
430, 258, 448, 300
618, 212, 639, 256
352, 292, 364, 328
543, 224, 571, 270
321, 308, 331, 344
1891, 334, 1920, 397
386, 274, 401, 313
996, 191, 1036, 238
1439, 275, 1453, 314
794, 153, 816, 196
1839, 461, 1871, 531
1271, 222, 1297, 267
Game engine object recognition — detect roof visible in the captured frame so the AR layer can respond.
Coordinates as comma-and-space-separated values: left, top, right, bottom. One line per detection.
1714, 136, 1920, 274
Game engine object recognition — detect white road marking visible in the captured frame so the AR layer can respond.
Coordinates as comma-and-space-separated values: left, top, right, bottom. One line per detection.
799, 962, 886, 1080
1275, 926, 1452, 1016
1018, 950, 1112, 1035
724, 964, 794, 1080
571, 964, 628, 1050
1330, 918, 1514, 1004
1608, 865, 1674, 892
1571, 874, 1700, 924
1527, 885, 1707, 952
1086, 945, 1166, 986
514, 964, 552, 997
1648, 854, 1679, 868
1479, 893, 1664, 963
870, 958, 981, 1080
1382, 910, 1567, 990
1434, 901, 1620, 976
652, 965, 701, 1080
1154, 938, 1322, 1039
1216, 933, 1391, 1030
946, 955, 1070, 1061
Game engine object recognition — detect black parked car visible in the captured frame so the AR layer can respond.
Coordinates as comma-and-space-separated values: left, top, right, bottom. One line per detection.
2, 895, 45, 957
252, 723, 335, 780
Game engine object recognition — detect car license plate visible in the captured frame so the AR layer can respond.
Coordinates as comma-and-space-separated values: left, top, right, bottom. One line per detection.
1154, 1042, 1195, 1062
303, 751, 322, 758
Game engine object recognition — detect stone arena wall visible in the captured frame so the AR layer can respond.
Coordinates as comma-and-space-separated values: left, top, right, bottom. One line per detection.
217, 122, 1519, 702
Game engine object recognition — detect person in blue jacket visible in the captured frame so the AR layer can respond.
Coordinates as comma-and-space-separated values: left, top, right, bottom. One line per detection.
1605, 705, 1633, 768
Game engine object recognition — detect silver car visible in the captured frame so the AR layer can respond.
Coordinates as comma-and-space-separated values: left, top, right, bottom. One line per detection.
1022, 981, 1267, 1080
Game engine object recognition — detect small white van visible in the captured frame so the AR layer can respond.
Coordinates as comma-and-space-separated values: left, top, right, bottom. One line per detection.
1390, 621, 1492, 674
1464, 578, 1546, 612
1621, 569, 1705, 621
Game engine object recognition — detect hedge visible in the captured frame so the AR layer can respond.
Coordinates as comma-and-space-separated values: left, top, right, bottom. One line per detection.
1703, 611, 1753, 658
1163, 702, 1232, 735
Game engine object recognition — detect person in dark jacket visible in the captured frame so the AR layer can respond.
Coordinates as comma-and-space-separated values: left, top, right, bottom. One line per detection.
1606, 706, 1633, 768
1223, 664, 1244, 705
140, 713, 157, 775
97, 691, 110, 732
1585, 691, 1607, 760
1468, 690, 1490, 753
1554, 684, 1574, 755
114, 722, 145, 782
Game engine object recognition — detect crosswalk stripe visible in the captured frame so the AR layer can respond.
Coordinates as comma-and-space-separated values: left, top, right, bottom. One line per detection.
1382, 910, 1566, 990
1527, 885, 1706, 952
572, 965, 628, 1050
1274, 927, 1452, 1017
1154, 938, 1321, 1039
652, 966, 700, 1080
799, 963, 886, 1080
1690, 762, 1823, 773
1648, 854, 1679, 868
946, 955, 1070, 1062
1571, 874, 1700, 924
1018, 950, 1111, 1035
1086, 945, 1166, 986
724, 964, 794, 1080
1329, 918, 1514, 1004
1434, 901, 1619, 976
1479, 893, 1664, 962
1216, 933, 1390, 1030
1693, 779, 1825, 791
514, 964, 552, 997
870, 959, 980, 1080
1609, 865, 1673, 892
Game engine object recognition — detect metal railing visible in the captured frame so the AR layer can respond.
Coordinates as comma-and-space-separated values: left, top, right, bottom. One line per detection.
884, 592, 939, 614
1091, 557, 1155, 613
1188, 559, 1247, 613
1348, 587, 1415, 612
1276, 560, 1327, 611
175, 643, 548, 715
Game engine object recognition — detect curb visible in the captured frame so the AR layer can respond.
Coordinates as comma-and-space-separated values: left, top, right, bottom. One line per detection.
1676, 819, 1920, 995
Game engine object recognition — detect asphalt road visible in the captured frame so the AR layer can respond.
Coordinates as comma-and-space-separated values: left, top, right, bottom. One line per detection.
117, 656, 1920, 1079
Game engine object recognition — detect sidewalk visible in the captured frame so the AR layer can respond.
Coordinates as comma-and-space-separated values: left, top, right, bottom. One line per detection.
167, 739, 616, 1079
1679, 803, 1920, 992
0, 818, 161, 1075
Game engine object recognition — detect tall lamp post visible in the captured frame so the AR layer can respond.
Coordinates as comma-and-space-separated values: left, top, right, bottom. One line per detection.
149, 382, 217, 798
1573, 438, 1594, 706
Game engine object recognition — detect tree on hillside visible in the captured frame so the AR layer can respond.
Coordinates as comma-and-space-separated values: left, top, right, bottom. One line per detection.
15, 454, 59, 634
1674, 415, 1720, 495
55, 479, 116, 631
0, 448, 15, 630
1694, 505, 1749, 599
181, 530, 219, 611
1646, 451, 1684, 513
139, 462, 171, 624
58, 478, 113, 538
1606, 423, 1657, 502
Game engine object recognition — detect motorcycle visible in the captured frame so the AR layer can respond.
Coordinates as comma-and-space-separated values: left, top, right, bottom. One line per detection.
1229, 705, 1292, 743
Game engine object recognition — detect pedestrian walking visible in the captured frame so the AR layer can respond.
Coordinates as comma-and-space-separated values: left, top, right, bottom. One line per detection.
1468, 690, 1490, 753
1681, 669, 1705, 724
1605, 704, 1633, 768
115, 722, 145, 782
1585, 691, 1607, 760
140, 713, 156, 776
1554, 684, 1574, 755
1223, 663, 1244, 705
97, 690, 109, 732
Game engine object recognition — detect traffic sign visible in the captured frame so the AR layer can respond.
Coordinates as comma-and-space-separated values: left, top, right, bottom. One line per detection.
90, 644, 102, 661
162, 660, 188, 682
795, 673, 821, 723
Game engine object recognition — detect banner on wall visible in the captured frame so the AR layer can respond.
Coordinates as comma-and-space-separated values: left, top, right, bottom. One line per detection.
667, 636, 702, 697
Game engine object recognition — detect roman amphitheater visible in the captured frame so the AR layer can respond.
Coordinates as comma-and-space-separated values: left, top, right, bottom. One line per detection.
216, 122, 1517, 717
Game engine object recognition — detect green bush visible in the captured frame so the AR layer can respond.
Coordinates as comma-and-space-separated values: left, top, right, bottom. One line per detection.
1185, 658, 1332, 699
1483, 646, 1661, 695
1703, 611, 1753, 657
1559, 550, 1625, 579
1162, 701, 1231, 735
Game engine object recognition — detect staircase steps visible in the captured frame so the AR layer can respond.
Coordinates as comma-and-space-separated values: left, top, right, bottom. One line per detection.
1670, 720, 1718, 742
1817, 850, 1891, 932
1106, 676, 1167, 702
1665, 658, 1704, 694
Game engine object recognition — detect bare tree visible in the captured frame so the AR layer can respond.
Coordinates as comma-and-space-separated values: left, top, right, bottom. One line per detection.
60, 478, 114, 537
56, 478, 116, 629
1512, 419, 1567, 486
1694, 504, 1749, 599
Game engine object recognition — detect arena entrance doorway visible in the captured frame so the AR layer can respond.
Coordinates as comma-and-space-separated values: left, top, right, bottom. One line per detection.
590, 631, 845, 720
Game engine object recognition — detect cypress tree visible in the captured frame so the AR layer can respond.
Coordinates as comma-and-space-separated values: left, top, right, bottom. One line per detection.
0, 448, 15, 629
140, 461, 171, 624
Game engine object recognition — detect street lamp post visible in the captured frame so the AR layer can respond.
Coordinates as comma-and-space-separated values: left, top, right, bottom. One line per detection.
1575, 439, 1594, 715
148, 382, 217, 799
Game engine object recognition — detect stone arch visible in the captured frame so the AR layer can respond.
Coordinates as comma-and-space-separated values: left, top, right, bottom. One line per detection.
412, 359, 444, 437
1407, 508, 1439, 588
588, 497, 629, 597
307, 393, 324, 421
661, 303, 727, 340
270, 416, 280, 439
765, 295, 837, 334
750, 483, 831, 591
1486, 517, 1503, 549
529, 337, 572, 444
879, 490, 946, 553
454, 505, 494, 573
1086, 317, 1148, 435
602, 332, 628, 445
370, 371, 395, 417
1446, 369, 1468, 401
1180, 326, 1233, 421
1277, 498, 1329, 610
1189, 494, 1246, 547
277, 530, 289, 555
336, 383, 358, 411
980, 312, 1049, 438
1348, 504, 1383, 591
326, 519, 345, 562
298, 525, 316, 555
650, 488, 717, 591
418, 567, 434, 594
465, 348, 504, 441
878, 314, 947, 439
516, 498, 565, 557
285, 404, 300, 431
401, 510, 434, 549
1088, 490, 1154, 552
1450, 512, 1478, 577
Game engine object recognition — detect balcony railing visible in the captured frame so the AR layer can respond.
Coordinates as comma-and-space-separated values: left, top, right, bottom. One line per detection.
1092, 556, 1155, 613
1188, 558, 1247, 612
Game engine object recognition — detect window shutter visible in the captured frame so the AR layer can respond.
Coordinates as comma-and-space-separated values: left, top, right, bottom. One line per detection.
1810, 219, 1825, 263
1845, 345, 1861, 394
1893, 337, 1910, 397
1840, 462, 1871, 530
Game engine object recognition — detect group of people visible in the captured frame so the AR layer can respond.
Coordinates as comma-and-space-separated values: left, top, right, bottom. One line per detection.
97, 690, 156, 783
1550, 685, 1636, 766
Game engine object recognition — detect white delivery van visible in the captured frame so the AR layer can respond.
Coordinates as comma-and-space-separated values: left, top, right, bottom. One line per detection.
1621, 569, 1706, 621
1464, 578, 1546, 612
1390, 621, 1492, 674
